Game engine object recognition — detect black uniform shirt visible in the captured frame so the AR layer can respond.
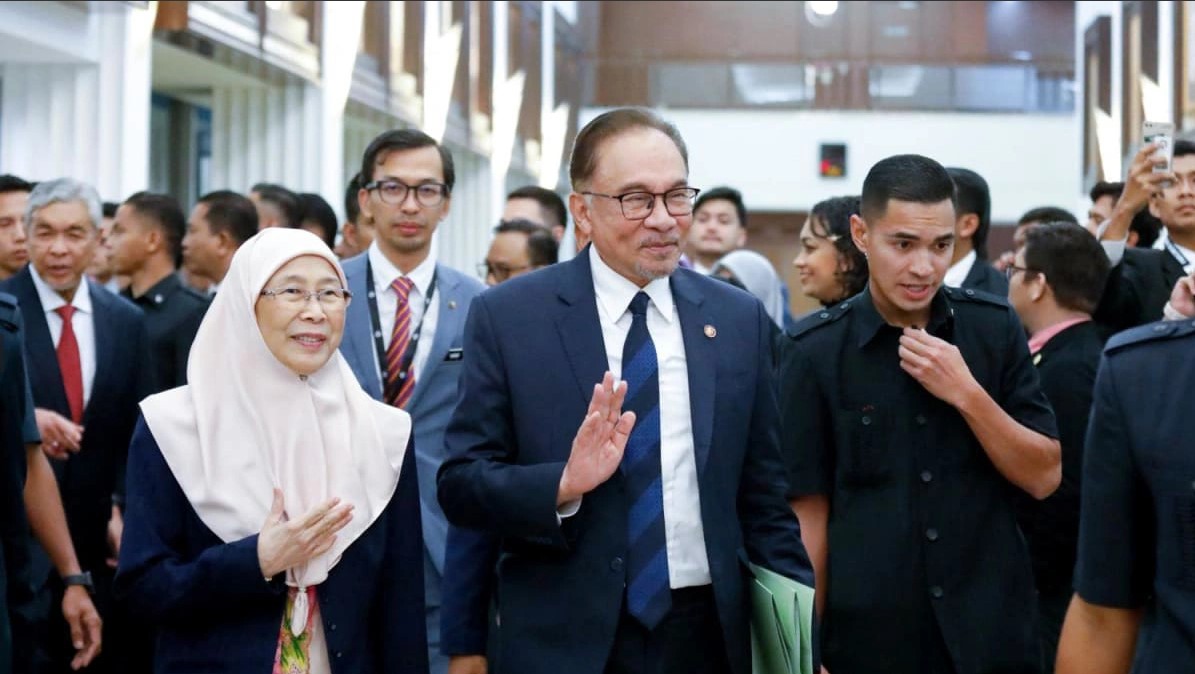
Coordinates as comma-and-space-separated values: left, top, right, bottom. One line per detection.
779, 286, 1058, 674
1074, 319, 1195, 674
123, 272, 209, 392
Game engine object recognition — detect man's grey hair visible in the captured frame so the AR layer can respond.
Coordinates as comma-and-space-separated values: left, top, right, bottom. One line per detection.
26, 178, 102, 229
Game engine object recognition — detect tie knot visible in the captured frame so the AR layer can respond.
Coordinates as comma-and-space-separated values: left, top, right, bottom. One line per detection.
391, 276, 415, 300
628, 292, 651, 318
55, 305, 76, 321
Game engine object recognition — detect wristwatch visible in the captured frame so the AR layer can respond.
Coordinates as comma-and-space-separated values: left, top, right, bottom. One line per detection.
63, 571, 95, 594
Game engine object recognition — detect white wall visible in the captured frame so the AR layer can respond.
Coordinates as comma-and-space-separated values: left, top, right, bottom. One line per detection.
582, 107, 1081, 223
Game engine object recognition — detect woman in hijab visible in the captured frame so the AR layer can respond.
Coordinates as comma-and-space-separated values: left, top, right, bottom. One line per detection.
115, 229, 427, 674
711, 249, 788, 329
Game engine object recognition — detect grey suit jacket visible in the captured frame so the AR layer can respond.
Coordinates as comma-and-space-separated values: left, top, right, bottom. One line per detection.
339, 252, 485, 579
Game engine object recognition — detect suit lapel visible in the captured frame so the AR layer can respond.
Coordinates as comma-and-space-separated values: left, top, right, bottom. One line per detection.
86, 282, 112, 421
345, 256, 382, 398
11, 269, 69, 414
671, 272, 714, 475
409, 264, 461, 411
554, 254, 611, 406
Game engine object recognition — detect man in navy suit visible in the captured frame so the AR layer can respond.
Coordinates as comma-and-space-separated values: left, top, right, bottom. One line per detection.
336, 129, 485, 674
1, 178, 153, 674
437, 108, 814, 674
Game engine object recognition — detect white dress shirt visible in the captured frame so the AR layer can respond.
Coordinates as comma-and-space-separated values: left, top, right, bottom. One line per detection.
944, 249, 977, 288
367, 242, 439, 383
29, 266, 97, 408
589, 245, 711, 589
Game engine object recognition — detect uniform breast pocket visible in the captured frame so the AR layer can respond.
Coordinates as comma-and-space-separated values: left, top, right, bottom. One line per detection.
834, 407, 891, 487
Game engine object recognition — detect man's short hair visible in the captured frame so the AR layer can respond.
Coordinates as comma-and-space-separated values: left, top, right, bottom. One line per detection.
196, 190, 258, 245
946, 167, 991, 258
694, 186, 748, 228
0, 175, 33, 195
1174, 139, 1195, 159
26, 178, 102, 229
1022, 222, 1110, 314
123, 191, 187, 265
495, 219, 558, 268
1130, 208, 1164, 248
102, 201, 119, 220
298, 193, 338, 248
359, 129, 455, 193
344, 173, 363, 225
506, 185, 567, 230
860, 154, 956, 221
1089, 181, 1124, 203
569, 107, 688, 191
1017, 206, 1078, 227
250, 182, 303, 228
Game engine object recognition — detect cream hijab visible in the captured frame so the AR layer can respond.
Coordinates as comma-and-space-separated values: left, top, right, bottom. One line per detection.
139, 228, 411, 588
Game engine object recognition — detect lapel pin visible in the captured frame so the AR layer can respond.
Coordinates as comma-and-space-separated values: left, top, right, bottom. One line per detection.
448, 300, 457, 310
1032, 353, 1042, 366
704, 325, 717, 339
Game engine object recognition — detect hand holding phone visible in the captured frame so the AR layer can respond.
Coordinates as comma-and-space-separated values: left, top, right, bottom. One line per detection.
1143, 121, 1175, 174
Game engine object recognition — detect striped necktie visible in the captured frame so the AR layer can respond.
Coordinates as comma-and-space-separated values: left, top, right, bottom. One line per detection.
620, 291, 670, 629
385, 277, 417, 408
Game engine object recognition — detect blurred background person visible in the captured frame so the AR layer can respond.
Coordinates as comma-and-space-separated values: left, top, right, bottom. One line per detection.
297, 192, 338, 249
994, 206, 1079, 273
87, 202, 126, 294
1006, 222, 1110, 672
0, 176, 32, 281
685, 185, 746, 274
478, 219, 557, 286
945, 167, 1005, 294
107, 192, 209, 392
502, 185, 568, 243
115, 228, 428, 674
249, 182, 302, 231
181, 190, 259, 295
335, 173, 374, 259
711, 249, 786, 329
1087, 181, 1123, 235
793, 195, 868, 309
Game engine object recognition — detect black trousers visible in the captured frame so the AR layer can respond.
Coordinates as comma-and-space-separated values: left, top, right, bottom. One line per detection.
604, 585, 732, 674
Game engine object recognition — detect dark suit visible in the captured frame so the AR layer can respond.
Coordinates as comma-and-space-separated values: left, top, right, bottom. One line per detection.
1015, 320, 1103, 670
0, 293, 37, 674
114, 420, 429, 674
437, 250, 814, 674
0, 268, 154, 674
961, 257, 1009, 295
1095, 247, 1186, 335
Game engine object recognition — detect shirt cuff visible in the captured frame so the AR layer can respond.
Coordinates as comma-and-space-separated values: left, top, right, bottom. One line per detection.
555, 498, 582, 525
1102, 239, 1127, 266
1164, 301, 1191, 321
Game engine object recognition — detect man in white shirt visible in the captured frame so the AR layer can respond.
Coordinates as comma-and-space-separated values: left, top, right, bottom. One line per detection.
336, 129, 486, 674
437, 107, 814, 674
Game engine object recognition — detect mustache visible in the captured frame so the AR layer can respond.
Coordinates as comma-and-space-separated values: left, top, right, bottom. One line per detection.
639, 235, 680, 247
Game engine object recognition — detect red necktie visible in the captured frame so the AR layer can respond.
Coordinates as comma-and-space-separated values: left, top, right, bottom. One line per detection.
55, 306, 84, 424
385, 277, 417, 409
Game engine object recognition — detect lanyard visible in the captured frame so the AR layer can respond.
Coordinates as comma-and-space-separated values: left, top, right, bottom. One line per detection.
365, 257, 437, 396
1165, 238, 1192, 271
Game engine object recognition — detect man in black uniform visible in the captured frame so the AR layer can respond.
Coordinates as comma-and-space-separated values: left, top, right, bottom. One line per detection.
107, 192, 209, 391
1094, 140, 1194, 333
1006, 222, 1110, 671
1056, 317, 1195, 674
780, 154, 1060, 674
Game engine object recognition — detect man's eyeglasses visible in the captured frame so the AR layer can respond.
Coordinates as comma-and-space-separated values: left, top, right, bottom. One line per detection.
477, 262, 531, 282
1004, 265, 1037, 281
364, 179, 449, 207
260, 287, 353, 309
581, 187, 701, 220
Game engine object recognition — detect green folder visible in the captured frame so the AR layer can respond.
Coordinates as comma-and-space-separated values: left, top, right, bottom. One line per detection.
748, 562, 815, 674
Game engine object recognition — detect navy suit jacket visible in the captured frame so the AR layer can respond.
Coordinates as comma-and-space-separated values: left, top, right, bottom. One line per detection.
961, 257, 1009, 296
0, 268, 153, 575
436, 250, 814, 674
114, 420, 428, 674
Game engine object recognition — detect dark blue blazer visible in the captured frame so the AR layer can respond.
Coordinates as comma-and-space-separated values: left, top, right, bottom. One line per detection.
0, 268, 153, 574
114, 419, 429, 674
436, 250, 814, 674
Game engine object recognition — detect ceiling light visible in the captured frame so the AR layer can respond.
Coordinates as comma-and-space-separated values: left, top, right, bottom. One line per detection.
807, 1, 839, 17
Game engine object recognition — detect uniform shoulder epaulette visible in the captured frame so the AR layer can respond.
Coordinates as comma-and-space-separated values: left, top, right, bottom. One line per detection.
180, 285, 210, 303
0, 291, 18, 332
942, 285, 1009, 308
1105, 319, 1195, 354
787, 298, 853, 340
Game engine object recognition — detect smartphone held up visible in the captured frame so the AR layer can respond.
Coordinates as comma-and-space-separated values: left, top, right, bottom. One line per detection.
1143, 120, 1175, 174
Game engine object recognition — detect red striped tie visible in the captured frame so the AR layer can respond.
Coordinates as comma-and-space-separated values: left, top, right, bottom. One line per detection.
55, 306, 84, 424
385, 277, 417, 408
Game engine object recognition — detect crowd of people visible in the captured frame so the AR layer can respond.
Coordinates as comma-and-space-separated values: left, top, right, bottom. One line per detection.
0, 106, 1192, 674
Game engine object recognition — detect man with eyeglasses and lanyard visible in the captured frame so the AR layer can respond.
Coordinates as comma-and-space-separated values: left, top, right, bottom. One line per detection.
337, 128, 485, 674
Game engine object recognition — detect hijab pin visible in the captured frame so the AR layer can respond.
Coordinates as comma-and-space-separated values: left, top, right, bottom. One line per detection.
704, 325, 717, 339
